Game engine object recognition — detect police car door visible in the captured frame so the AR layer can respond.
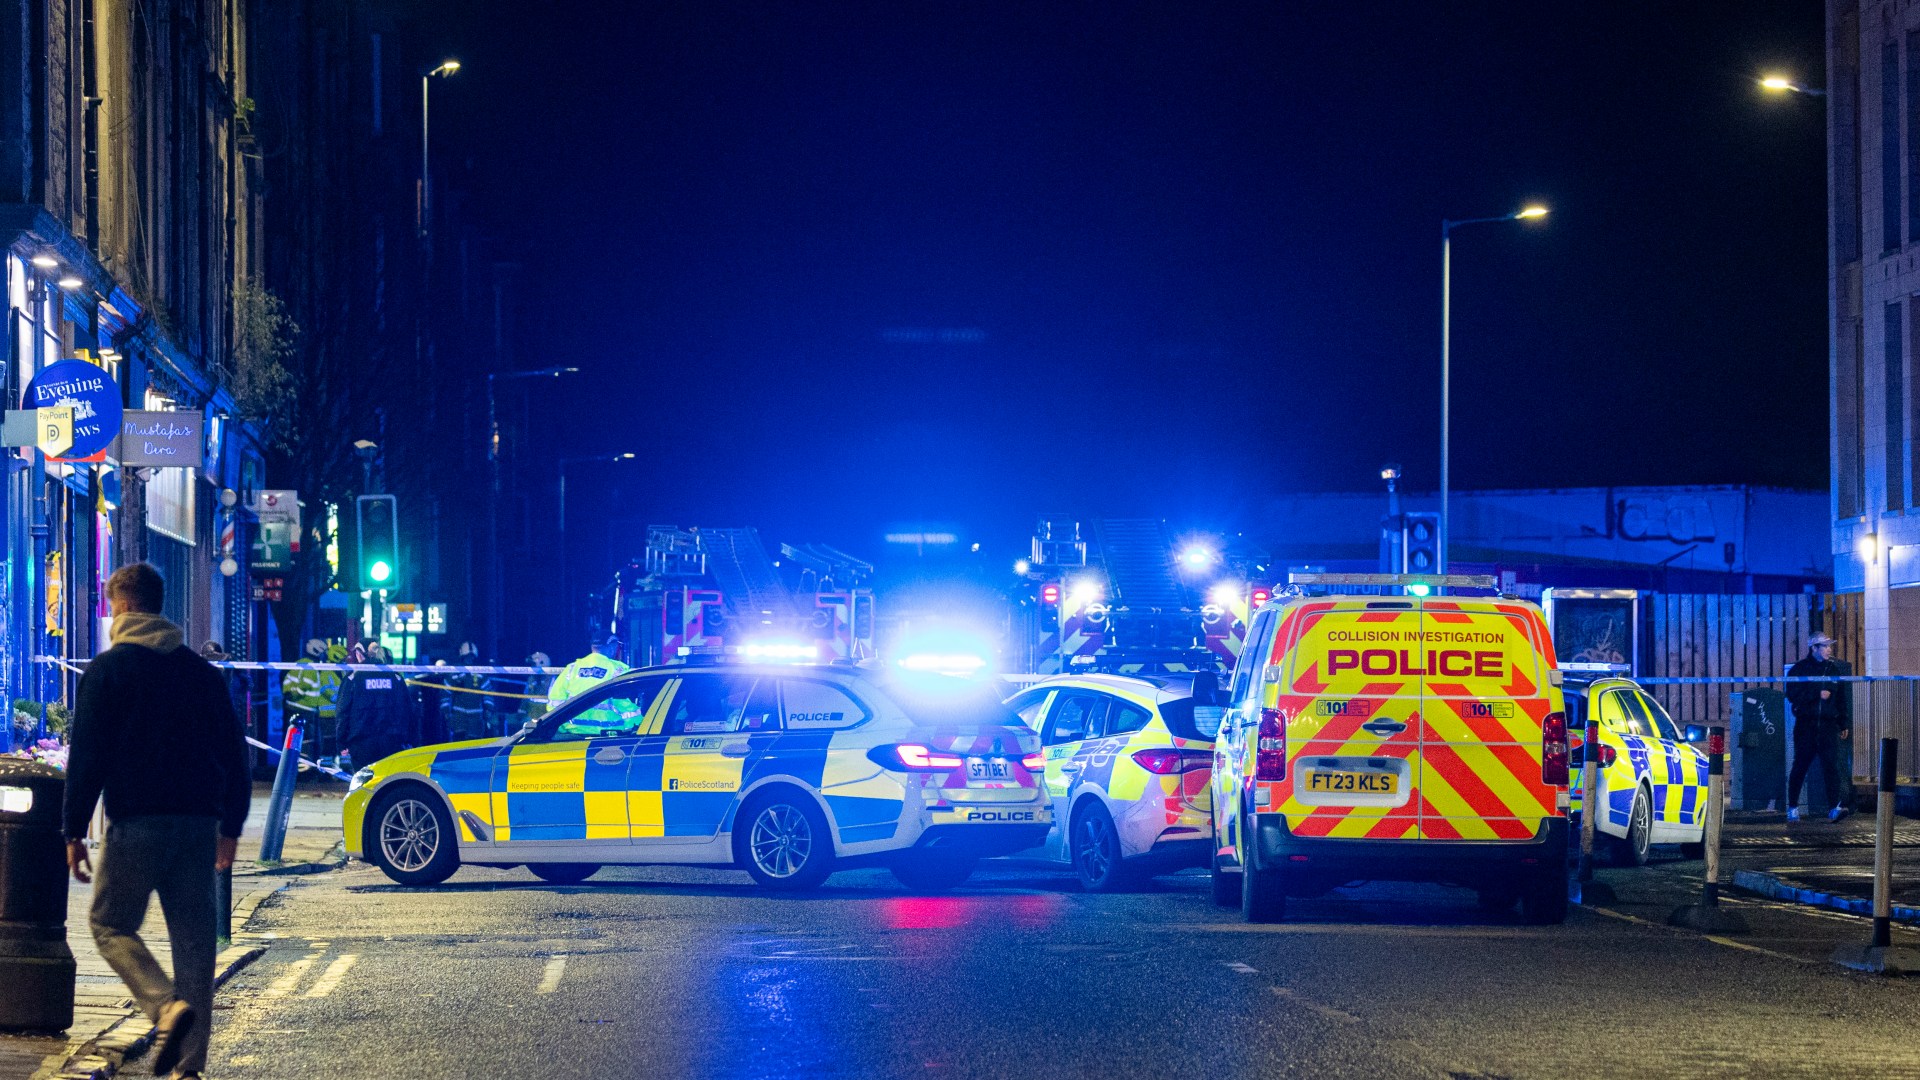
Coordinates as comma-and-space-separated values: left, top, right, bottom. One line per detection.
1630, 690, 1707, 837
489, 677, 665, 849
1038, 692, 1110, 861
635, 674, 778, 845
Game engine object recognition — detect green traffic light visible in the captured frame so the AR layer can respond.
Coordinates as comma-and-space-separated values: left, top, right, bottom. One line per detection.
370, 559, 392, 583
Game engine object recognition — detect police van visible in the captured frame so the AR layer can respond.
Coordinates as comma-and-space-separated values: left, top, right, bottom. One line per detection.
343, 658, 1050, 892
1210, 574, 1571, 923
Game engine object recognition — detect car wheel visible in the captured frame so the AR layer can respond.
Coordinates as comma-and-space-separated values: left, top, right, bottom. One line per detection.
1071, 802, 1136, 892
734, 790, 835, 891
1612, 787, 1653, 867
368, 786, 460, 886
1520, 865, 1569, 925
528, 863, 600, 885
1210, 847, 1239, 908
890, 853, 978, 893
1240, 811, 1286, 923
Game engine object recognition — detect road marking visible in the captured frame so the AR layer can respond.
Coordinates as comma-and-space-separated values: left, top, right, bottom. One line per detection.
1270, 986, 1360, 1023
305, 954, 359, 998
538, 955, 568, 993
1223, 961, 1258, 973
263, 952, 324, 998
1585, 905, 1816, 965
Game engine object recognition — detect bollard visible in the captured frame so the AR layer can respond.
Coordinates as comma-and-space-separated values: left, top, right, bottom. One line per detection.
0, 759, 76, 1032
1670, 726, 1749, 932
1575, 716, 1616, 904
257, 715, 305, 863
1834, 737, 1920, 973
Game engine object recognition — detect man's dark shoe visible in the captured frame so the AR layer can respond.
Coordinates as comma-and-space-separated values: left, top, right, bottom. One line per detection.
150, 999, 196, 1076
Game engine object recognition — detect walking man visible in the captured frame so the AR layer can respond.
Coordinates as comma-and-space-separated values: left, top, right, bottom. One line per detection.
1786, 631, 1854, 822
63, 563, 249, 1079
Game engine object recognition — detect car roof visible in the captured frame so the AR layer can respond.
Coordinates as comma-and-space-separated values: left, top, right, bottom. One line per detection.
1028, 672, 1204, 701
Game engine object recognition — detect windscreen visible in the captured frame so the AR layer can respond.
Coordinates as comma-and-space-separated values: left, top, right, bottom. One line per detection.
876, 672, 1024, 730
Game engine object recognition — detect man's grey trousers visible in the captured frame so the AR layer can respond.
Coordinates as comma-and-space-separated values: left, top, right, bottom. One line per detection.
88, 816, 219, 1075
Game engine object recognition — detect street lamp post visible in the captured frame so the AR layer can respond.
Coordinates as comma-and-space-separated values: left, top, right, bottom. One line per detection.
557, 453, 636, 647
421, 60, 460, 241
486, 365, 578, 659
1439, 204, 1548, 575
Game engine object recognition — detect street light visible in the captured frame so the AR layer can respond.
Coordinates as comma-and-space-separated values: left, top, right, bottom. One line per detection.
557, 452, 637, 645
485, 365, 580, 659
1759, 74, 1825, 97
1439, 204, 1548, 574
421, 60, 461, 240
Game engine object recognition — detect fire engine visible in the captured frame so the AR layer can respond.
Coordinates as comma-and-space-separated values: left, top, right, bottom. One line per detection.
607, 526, 878, 666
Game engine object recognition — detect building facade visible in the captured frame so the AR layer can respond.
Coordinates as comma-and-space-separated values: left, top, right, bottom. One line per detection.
1826, 0, 1920, 673
0, 1, 270, 746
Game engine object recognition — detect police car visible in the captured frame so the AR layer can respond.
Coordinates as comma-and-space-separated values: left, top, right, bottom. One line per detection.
1211, 577, 1572, 923
1004, 673, 1222, 890
343, 660, 1050, 892
1563, 670, 1708, 866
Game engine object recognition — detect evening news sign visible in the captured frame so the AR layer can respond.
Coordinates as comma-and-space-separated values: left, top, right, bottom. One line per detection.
24, 360, 123, 461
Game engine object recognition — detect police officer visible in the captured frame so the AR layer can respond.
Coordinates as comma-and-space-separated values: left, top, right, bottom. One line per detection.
519, 651, 555, 727
280, 639, 342, 759
443, 640, 488, 741
548, 636, 630, 733
335, 643, 419, 768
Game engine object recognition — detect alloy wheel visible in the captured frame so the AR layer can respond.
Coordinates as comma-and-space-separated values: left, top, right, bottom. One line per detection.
750, 804, 813, 879
380, 798, 441, 873
1075, 814, 1115, 883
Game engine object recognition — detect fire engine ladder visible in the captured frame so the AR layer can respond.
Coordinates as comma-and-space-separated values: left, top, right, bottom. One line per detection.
1092, 518, 1191, 611
703, 528, 795, 619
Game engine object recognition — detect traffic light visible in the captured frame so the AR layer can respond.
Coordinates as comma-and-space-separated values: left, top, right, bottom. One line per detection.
1040, 581, 1062, 606
355, 495, 399, 591
1250, 586, 1273, 610
1402, 511, 1440, 575
851, 593, 874, 640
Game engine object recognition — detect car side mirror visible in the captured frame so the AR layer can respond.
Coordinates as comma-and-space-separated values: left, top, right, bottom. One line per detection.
1683, 725, 1705, 744
1190, 671, 1222, 707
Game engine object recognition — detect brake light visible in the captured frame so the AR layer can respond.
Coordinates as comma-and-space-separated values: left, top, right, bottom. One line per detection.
1541, 711, 1569, 786
868, 744, 965, 772
1131, 748, 1213, 775
1256, 707, 1286, 781
1597, 744, 1617, 769
1021, 752, 1045, 770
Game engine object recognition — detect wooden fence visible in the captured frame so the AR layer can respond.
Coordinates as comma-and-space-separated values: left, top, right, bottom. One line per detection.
1639, 592, 1866, 728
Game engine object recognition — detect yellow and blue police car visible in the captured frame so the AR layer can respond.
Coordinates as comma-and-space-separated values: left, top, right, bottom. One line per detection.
1003, 673, 1222, 891
343, 658, 1050, 891
1563, 670, 1708, 866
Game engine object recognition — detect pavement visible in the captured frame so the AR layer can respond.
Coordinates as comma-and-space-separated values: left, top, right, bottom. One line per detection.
0, 785, 346, 1080
1715, 807, 1920, 917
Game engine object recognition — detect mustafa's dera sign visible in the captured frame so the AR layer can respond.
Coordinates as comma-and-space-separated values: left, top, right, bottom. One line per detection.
115, 410, 204, 467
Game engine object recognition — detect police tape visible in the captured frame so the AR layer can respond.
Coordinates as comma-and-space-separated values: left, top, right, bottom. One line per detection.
245, 734, 352, 781
401, 677, 548, 700
36, 655, 556, 701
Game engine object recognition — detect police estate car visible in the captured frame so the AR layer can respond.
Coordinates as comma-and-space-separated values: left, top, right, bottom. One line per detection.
1564, 672, 1708, 866
343, 661, 1049, 892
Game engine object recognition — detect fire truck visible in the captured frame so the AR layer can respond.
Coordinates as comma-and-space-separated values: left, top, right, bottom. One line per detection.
1008, 518, 1275, 675
607, 526, 878, 666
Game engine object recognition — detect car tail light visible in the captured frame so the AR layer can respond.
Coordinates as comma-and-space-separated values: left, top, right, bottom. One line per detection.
1541, 711, 1569, 786
1131, 748, 1213, 775
1256, 707, 1286, 781
1597, 744, 1617, 769
1021, 752, 1045, 771
868, 744, 965, 772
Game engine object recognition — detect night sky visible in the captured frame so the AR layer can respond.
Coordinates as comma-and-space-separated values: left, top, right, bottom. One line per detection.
426, 1, 1827, 563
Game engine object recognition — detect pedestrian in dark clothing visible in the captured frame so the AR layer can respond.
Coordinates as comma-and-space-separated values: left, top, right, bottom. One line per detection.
64, 563, 249, 1080
336, 642, 419, 768
415, 657, 452, 746
1786, 631, 1853, 822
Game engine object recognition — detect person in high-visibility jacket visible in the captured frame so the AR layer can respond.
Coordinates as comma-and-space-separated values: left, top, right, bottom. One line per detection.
281, 639, 343, 756
548, 637, 630, 734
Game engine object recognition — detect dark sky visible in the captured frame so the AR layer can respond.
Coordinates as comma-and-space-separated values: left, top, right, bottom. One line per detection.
427, 1, 1828, 560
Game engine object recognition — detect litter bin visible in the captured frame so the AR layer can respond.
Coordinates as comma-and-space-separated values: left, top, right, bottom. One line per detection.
1739, 688, 1788, 810
0, 758, 75, 1032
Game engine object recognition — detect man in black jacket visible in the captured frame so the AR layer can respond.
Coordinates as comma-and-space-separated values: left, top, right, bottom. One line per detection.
1785, 631, 1853, 823
336, 641, 419, 767
64, 563, 249, 1080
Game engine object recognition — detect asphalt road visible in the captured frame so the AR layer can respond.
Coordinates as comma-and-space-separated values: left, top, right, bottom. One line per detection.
203, 860, 1920, 1080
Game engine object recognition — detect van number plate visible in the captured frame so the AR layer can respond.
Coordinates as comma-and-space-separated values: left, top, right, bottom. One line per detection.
1304, 770, 1397, 794
967, 759, 1016, 783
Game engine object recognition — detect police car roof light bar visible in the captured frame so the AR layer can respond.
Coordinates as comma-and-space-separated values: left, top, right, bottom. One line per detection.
1287, 572, 1498, 590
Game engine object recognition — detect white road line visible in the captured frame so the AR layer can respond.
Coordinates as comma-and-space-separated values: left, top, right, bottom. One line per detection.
304, 954, 359, 998
1586, 905, 1816, 965
263, 952, 324, 998
1223, 961, 1258, 973
538, 955, 568, 994
1270, 986, 1361, 1024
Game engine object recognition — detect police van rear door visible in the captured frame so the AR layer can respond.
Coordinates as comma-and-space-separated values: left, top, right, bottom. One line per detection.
1278, 600, 1423, 841
1415, 600, 1558, 841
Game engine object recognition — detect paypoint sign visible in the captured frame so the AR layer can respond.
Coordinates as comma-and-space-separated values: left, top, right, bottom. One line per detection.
24, 359, 122, 461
